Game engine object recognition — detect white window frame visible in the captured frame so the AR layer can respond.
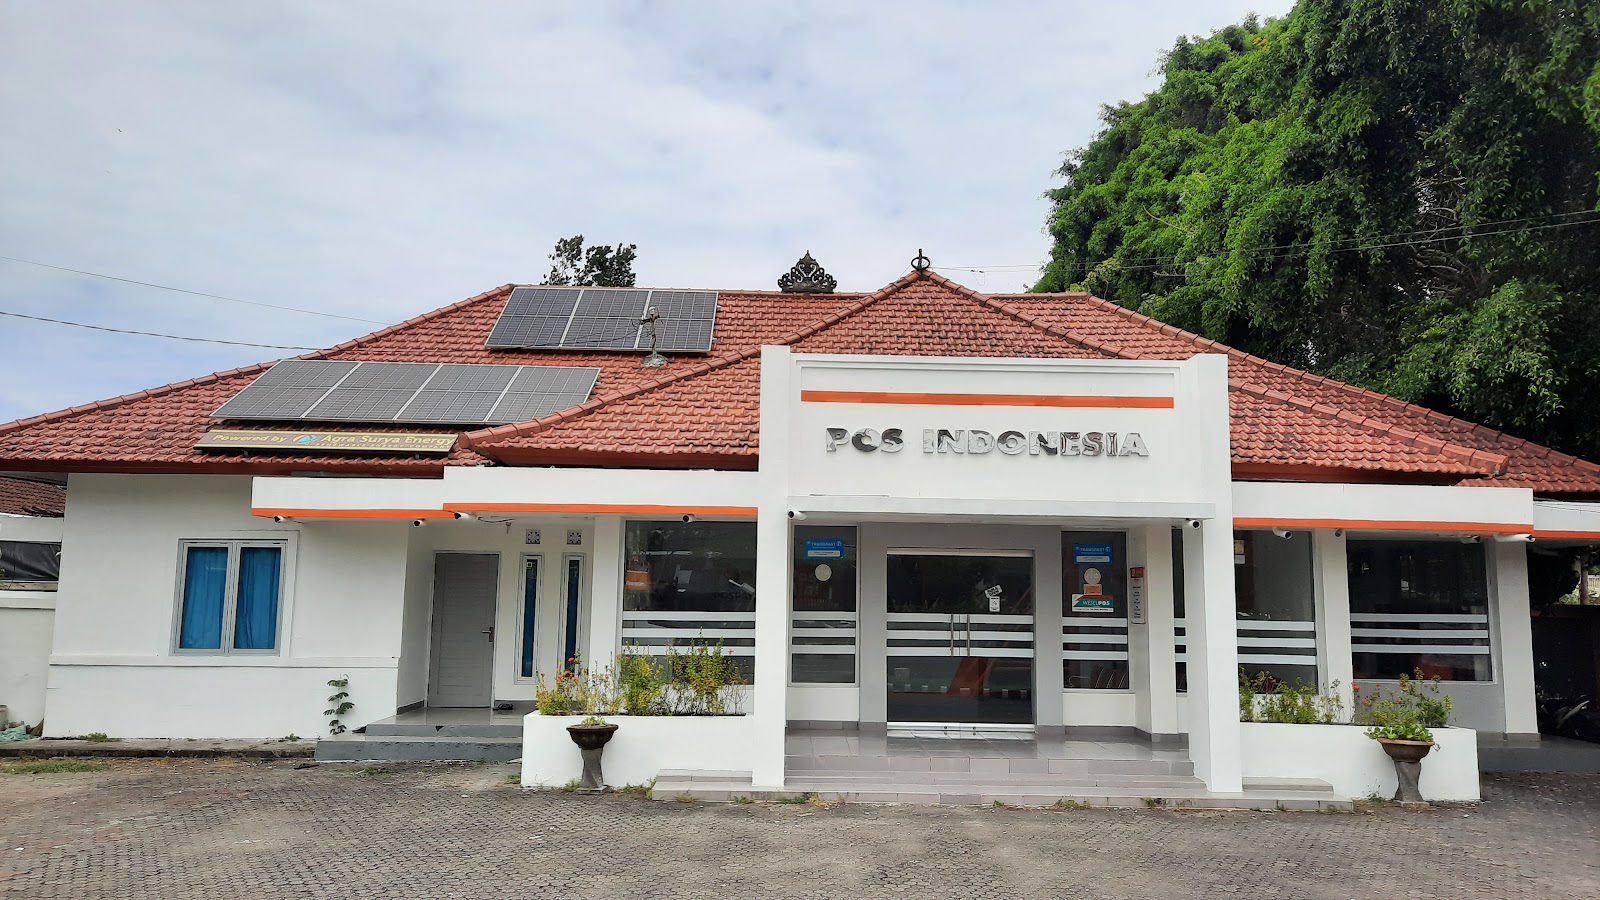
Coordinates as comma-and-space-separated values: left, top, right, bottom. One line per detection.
514, 553, 543, 683
171, 539, 289, 656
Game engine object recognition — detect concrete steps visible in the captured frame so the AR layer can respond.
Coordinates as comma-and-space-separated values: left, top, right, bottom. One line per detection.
316, 734, 522, 762
651, 769, 1350, 811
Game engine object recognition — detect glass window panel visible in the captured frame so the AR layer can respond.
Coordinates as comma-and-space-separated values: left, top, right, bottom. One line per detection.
1172, 527, 1187, 692
520, 558, 539, 678
563, 557, 582, 670
1348, 540, 1491, 681
0, 540, 62, 585
624, 521, 757, 681
232, 546, 282, 650
179, 546, 229, 650
1235, 531, 1317, 687
791, 525, 856, 684
1063, 532, 1129, 690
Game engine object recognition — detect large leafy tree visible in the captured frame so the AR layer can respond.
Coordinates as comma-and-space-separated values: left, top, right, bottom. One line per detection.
545, 234, 638, 287
1037, 1, 1600, 457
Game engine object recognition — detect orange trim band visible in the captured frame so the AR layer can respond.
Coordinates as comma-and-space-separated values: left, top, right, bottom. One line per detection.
1235, 516, 1533, 534
800, 390, 1174, 409
1532, 530, 1600, 540
443, 502, 759, 517
252, 507, 455, 520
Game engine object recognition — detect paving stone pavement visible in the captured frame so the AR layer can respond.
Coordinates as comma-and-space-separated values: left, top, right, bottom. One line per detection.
2, 759, 1597, 899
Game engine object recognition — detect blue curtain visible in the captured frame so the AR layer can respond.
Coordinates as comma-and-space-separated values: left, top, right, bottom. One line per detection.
520, 559, 539, 678
233, 546, 282, 650
179, 547, 228, 649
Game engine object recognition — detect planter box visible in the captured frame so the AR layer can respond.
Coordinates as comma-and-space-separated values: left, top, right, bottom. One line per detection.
521, 713, 753, 788
1240, 722, 1479, 802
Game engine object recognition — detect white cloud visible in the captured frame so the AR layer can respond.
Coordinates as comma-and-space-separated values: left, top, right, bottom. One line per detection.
0, 0, 1292, 422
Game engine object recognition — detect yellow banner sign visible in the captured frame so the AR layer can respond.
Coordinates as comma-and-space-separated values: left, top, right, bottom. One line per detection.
194, 430, 457, 455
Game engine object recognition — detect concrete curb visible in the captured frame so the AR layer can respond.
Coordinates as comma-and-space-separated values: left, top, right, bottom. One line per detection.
0, 739, 316, 759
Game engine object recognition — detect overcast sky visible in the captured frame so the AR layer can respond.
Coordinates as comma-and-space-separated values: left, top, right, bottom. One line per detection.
0, 1, 1291, 423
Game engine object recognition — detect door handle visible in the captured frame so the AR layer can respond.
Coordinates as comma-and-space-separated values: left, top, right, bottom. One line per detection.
949, 615, 956, 656
482, 628, 494, 642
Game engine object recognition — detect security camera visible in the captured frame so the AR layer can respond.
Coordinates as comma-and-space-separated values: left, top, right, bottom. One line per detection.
788, 510, 807, 520
1459, 535, 1481, 544
681, 514, 696, 523
272, 515, 291, 524
1272, 528, 1292, 539
412, 519, 427, 528
453, 511, 473, 521
1494, 533, 1535, 543
1185, 519, 1202, 529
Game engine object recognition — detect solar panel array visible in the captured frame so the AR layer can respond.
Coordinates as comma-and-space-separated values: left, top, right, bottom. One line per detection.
485, 286, 718, 352
212, 360, 601, 426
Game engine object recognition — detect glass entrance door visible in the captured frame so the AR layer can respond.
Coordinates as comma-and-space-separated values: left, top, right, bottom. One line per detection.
885, 551, 1035, 725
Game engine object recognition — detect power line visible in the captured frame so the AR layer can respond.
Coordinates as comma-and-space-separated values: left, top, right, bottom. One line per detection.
0, 310, 319, 350
937, 209, 1600, 279
0, 255, 389, 325
1047, 211, 1600, 281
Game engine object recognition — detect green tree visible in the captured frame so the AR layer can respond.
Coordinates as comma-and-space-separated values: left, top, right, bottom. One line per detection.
1037, 1, 1600, 458
545, 234, 638, 287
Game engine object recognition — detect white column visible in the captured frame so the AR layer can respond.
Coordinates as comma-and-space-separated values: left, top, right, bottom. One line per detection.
1130, 525, 1178, 737
585, 516, 624, 667
1180, 351, 1240, 793
1183, 520, 1242, 792
751, 346, 793, 788
1034, 530, 1065, 731
1312, 529, 1354, 719
1488, 540, 1537, 734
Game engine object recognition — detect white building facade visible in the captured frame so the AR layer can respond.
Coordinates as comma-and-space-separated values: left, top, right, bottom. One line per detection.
32, 348, 1597, 794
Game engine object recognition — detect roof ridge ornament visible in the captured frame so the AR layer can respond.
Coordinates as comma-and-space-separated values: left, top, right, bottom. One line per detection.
910, 249, 931, 272
778, 251, 837, 294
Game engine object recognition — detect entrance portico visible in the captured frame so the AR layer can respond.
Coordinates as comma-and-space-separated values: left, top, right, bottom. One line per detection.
750, 347, 1244, 792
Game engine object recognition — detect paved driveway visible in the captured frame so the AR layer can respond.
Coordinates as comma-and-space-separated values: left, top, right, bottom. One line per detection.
3, 760, 1597, 899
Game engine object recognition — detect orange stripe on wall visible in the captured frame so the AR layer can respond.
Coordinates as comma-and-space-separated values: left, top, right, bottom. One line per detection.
1531, 530, 1600, 541
252, 508, 455, 520
443, 502, 759, 517
799, 390, 1174, 409
1235, 516, 1533, 534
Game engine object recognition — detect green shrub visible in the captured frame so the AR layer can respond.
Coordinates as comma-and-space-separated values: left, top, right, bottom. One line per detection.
1238, 672, 1345, 724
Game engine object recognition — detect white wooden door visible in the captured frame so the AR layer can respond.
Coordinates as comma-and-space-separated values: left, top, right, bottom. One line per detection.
428, 552, 498, 708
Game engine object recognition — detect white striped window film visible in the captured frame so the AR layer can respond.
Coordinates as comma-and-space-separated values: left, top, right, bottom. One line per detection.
790, 611, 857, 683
621, 609, 755, 658
887, 612, 1036, 658
1063, 616, 1128, 689
1349, 612, 1491, 680
1174, 618, 1318, 677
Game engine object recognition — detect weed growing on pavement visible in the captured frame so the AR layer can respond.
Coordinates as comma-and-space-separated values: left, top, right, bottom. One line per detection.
616, 778, 656, 798
279, 734, 301, 742
674, 791, 697, 803
1143, 797, 1164, 808
1052, 799, 1091, 810
503, 773, 521, 786
732, 795, 753, 804
2, 760, 111, 775
352, 766, 388, 778
324, 677, 354, 737
559, 778, 581, 792
70, 732, 118, 743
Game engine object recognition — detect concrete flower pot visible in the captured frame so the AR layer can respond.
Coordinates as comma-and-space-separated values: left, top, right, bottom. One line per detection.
1376, 738, 1434, 802
566, 723, 619, 792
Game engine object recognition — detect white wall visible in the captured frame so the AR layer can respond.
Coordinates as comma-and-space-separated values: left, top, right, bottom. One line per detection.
45, 474, 408, 739
1241, 723, 1480, 802
1, 513, 62, 729
397, 529, 434, 708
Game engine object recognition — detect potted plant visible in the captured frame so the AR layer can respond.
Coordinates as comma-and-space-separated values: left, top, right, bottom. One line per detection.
1354, 672, 1452, 803
566, 715, 618, 793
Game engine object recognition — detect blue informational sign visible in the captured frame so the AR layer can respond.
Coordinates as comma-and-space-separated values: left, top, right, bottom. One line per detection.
1073, 543, 1114, 564
804, 538, 846, 560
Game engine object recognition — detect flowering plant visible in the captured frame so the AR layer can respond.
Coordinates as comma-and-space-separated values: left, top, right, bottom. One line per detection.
1353, 671, 1452, 743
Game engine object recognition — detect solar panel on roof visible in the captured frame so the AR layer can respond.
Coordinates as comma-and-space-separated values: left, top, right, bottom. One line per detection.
485, 286, 718, 352
212, 360, 599, 426
212, 359, 359, 419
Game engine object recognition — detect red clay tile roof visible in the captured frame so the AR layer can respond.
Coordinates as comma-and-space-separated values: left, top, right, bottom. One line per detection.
0, 476, 65, 517
4, 270, 1600, 495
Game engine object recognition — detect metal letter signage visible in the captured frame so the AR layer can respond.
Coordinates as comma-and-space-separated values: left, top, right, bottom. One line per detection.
827, 427, 1148, 458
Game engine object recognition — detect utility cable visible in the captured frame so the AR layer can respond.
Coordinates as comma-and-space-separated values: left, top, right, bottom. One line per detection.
0, 310, 320, 350
0, 254, 389, 325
